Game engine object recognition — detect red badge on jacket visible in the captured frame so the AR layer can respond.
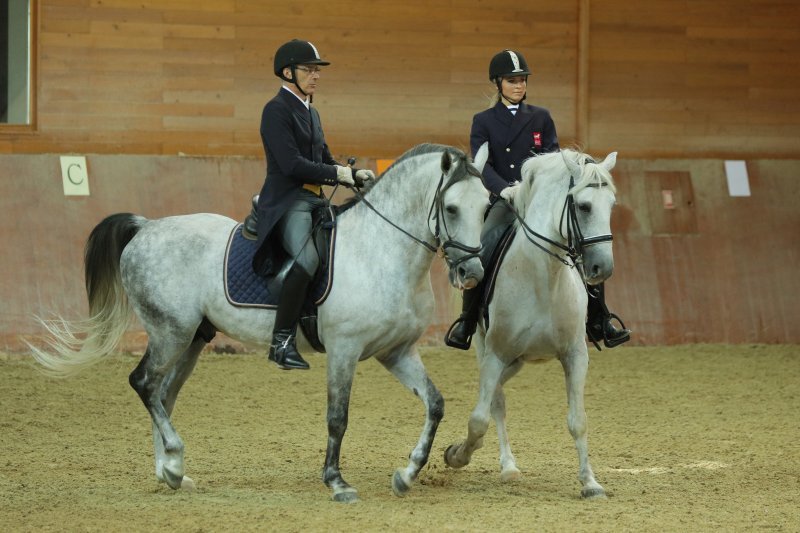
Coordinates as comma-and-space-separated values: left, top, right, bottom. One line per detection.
533, 132, 542, 147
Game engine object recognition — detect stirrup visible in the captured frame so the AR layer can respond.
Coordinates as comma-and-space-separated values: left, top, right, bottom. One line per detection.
444, 318, 473, 350
602, 313, 630, 348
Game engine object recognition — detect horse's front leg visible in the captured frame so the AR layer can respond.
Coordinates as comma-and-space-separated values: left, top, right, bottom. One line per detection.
491, 359, 524, 482
378, 346, 444, 497
322, 352, 359, 503
444, 352, 506, 469
560, 347, 606, 499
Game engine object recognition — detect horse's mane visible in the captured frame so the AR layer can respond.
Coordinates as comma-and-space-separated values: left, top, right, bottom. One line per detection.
338, 143, 477, 212
515, 149, 617, 216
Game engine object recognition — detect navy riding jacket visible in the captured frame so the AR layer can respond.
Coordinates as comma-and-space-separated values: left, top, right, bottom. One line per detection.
253, 88, 340, 275
470, 101, 559, 197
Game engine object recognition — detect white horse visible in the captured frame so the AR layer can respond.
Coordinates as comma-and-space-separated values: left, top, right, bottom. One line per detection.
444, 147, 618, 499
30, 143, 489, 503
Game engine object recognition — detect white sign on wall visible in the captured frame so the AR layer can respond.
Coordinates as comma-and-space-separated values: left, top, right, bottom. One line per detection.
724, 160, 750, 197
60, 156, 90, 196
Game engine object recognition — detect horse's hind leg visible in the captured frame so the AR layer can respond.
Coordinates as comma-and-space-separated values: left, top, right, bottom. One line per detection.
129, 336, 200, 490
560, 347, 606, 499
378, 346, 444, 497
149, 337, 205, 490
491, 360, 524, 481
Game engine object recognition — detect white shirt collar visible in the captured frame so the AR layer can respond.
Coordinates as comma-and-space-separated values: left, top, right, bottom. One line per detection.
282, 85, 310, 109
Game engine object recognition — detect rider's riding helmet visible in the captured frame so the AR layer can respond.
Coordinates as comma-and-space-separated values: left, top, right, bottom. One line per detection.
273, 39, 330, 96
489, 49, 530, 102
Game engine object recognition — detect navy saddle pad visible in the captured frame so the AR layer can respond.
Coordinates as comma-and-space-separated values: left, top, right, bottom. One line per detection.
223, 224, 334, 308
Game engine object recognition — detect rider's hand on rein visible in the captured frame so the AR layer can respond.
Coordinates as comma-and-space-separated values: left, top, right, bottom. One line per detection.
335, 165, 355, 186
500, 182, 521, 204
355, 169, 375, 182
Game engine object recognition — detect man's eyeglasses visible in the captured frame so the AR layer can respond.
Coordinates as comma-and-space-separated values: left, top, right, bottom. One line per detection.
296, 66, 322, 75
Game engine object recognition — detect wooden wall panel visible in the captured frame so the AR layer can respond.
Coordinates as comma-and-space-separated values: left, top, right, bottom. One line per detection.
2, 0, 580, 159
608, 157, 800, 344
1, 1, 799, 158
590, 0, 800, 158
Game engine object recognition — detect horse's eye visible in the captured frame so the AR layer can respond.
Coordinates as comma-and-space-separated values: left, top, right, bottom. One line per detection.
445, 205, 458, 215
578, 203, 591, 214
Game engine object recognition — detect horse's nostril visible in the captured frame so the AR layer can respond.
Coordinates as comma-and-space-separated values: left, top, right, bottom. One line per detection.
457, 266, 467, 279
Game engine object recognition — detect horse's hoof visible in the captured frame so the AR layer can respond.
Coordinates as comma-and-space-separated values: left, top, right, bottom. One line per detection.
444, 443, 466, 469
180, 476, 196, 492
500, 466, 521, 482
581, 487, 607, 500
332, 489, 359, 503
162, 468, 184, 490
392, 469, 412, 497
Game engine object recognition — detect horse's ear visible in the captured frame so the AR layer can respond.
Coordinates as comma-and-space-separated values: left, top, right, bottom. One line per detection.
473, 142, 489, 173
600, 152, 617, 172
563, 151, 582, 179
441, 150, 453, 174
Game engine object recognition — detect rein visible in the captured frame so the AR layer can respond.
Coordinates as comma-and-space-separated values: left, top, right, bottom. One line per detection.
347, 164, 481, 270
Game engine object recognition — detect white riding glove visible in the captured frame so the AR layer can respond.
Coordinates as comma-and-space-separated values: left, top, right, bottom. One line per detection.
500, 182, 521, 204
355, 169, 375, 181
335, 165, 355, 186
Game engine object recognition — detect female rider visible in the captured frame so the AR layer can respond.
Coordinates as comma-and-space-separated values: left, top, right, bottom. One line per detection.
444, 49, 630, 350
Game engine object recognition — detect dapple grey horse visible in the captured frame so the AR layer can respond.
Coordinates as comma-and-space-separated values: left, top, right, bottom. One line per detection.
444, 146, 619, 499
31, 143, 489, 503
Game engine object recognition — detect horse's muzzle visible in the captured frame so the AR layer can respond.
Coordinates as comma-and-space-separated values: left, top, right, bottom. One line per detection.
583, 257, 614, 285
449, 259, 484, 291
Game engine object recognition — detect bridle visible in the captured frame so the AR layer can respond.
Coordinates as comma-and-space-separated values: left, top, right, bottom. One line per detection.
346, 156, 482, 272
505, 158, 613, 280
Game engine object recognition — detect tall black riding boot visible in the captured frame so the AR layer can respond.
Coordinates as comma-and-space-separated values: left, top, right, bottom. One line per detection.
268, 265, 312, 370
444, 285, 482, 350
586, 283, 631, 349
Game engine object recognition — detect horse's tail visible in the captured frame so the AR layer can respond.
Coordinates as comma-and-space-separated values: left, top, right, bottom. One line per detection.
29, 213, 147, 377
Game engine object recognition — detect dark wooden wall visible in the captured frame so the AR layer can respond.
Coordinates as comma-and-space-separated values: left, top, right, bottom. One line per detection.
1, 1, 799, 349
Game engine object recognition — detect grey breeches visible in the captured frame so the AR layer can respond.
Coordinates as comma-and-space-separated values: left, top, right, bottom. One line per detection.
275, 190, 326, 277
479, 199, 516, 264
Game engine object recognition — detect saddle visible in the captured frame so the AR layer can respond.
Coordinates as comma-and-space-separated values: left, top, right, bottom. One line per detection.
477, 224, 517, 330
224, 195, 336, 352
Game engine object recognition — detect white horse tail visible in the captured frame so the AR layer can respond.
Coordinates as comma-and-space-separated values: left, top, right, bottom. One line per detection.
29, 213, 147, 377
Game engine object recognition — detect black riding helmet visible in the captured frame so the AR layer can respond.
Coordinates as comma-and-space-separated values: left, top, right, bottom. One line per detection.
273, 39, 330, 97
489, 49, 530, 103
